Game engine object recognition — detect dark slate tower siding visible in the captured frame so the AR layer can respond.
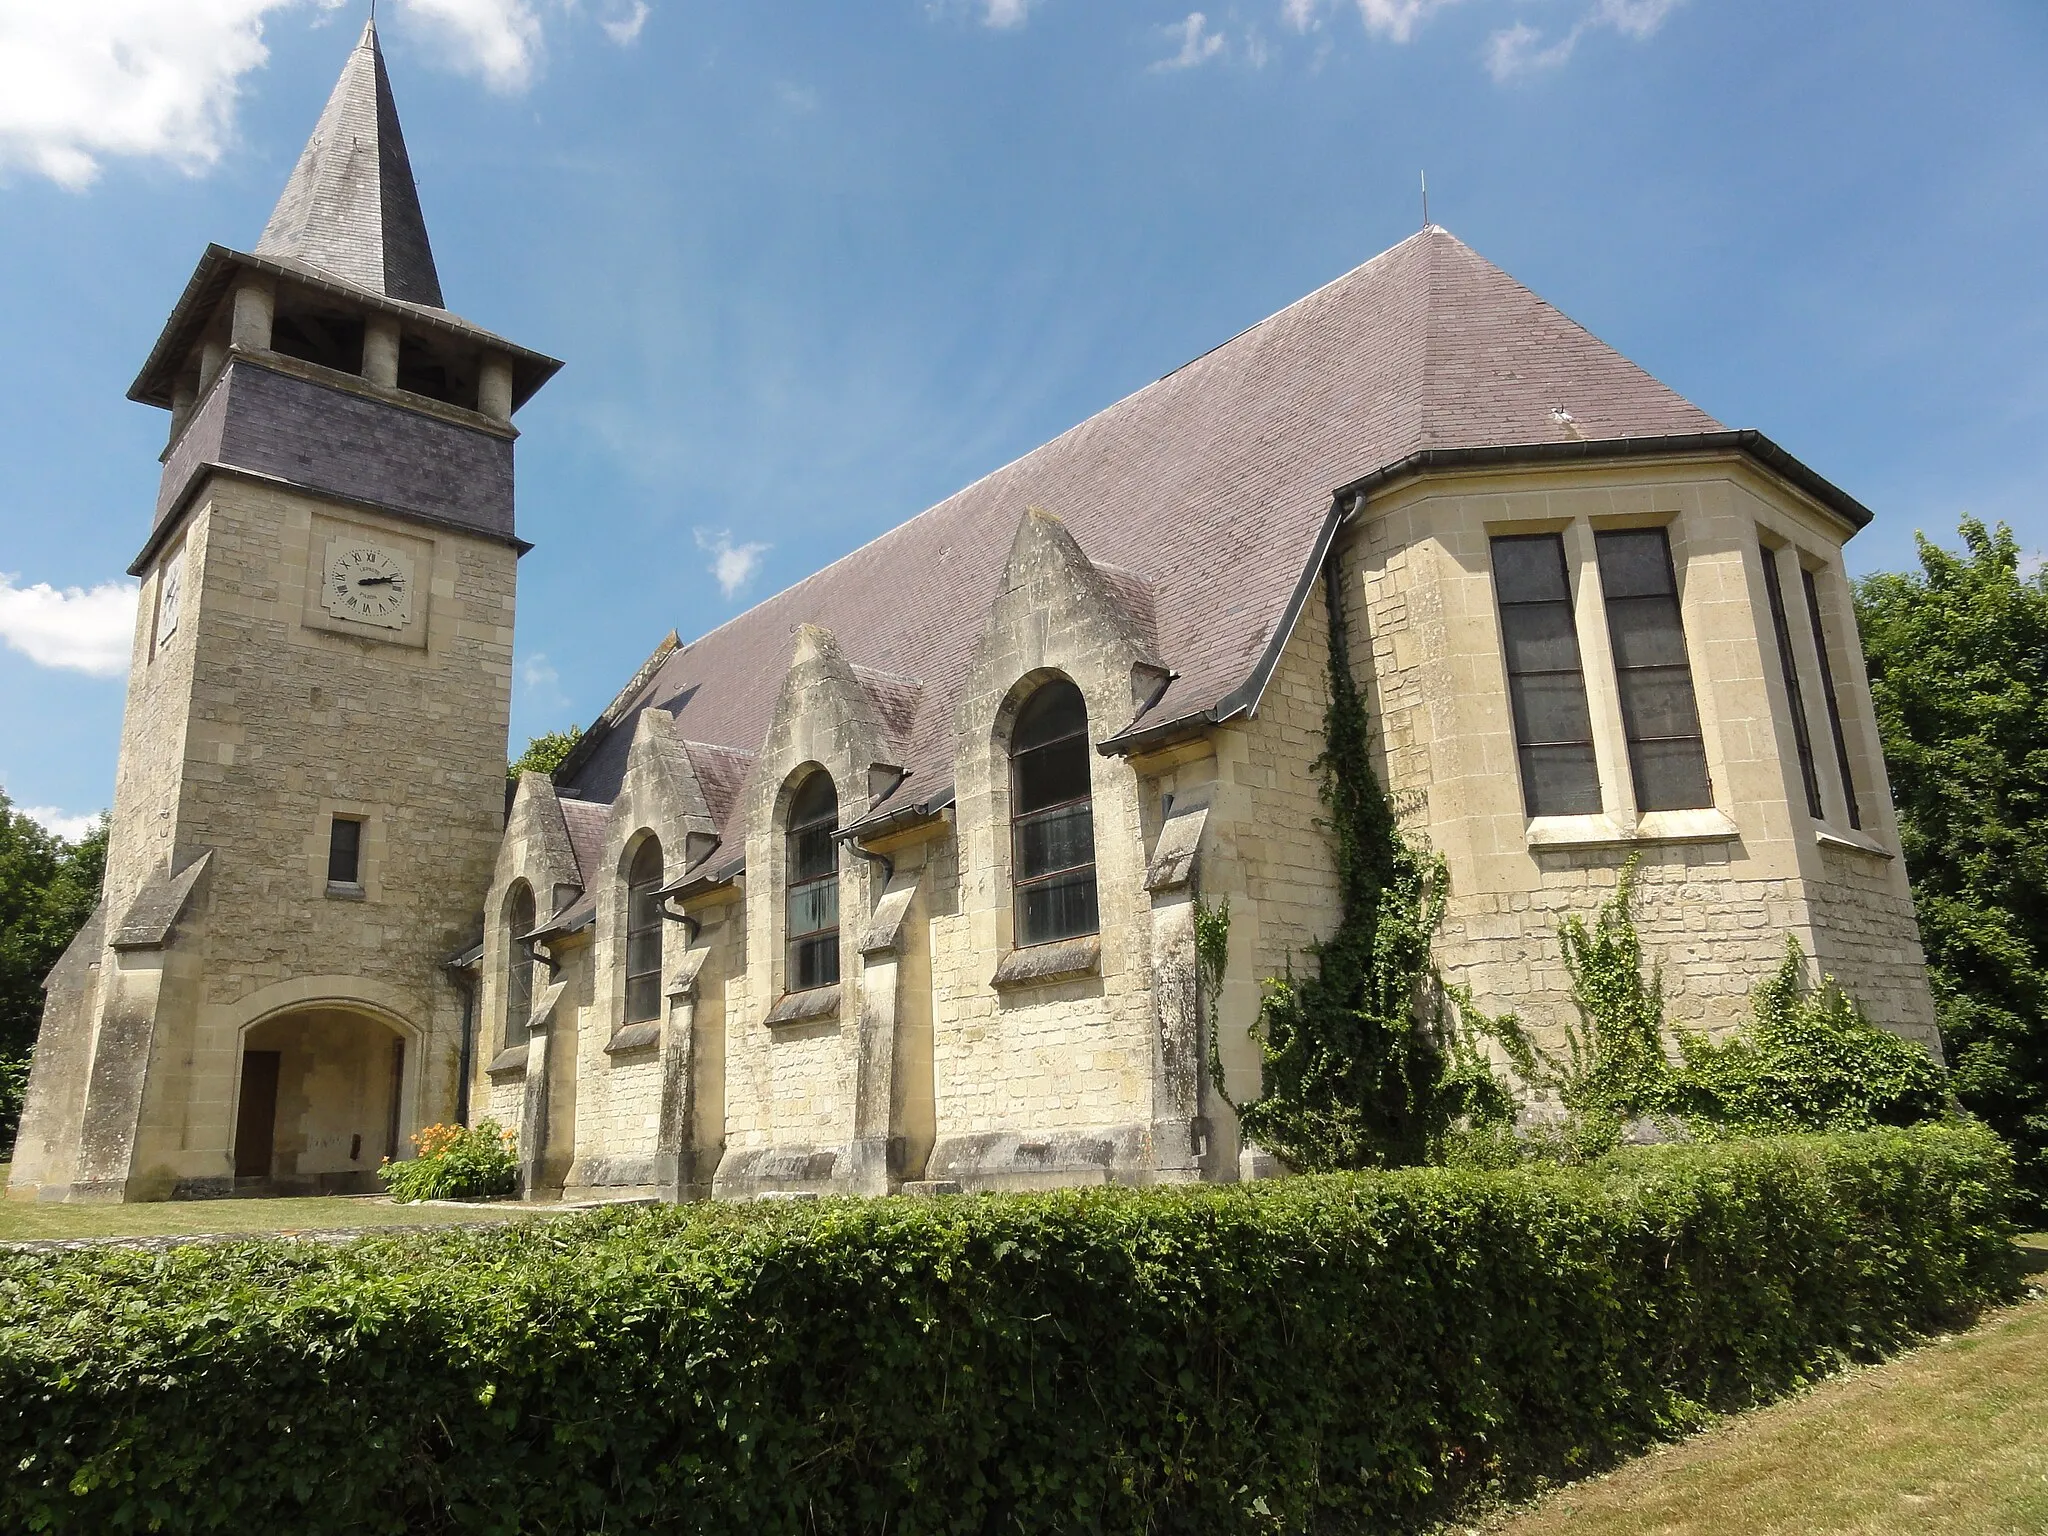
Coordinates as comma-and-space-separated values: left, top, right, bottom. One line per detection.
155, 363, 515, 538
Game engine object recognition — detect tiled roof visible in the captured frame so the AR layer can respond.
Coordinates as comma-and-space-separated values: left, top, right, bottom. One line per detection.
255, 19, 443, 307
561, 227, 1722, 832
557, 797, 611, 889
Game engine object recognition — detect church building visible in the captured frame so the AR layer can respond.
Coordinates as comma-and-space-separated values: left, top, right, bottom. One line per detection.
9, 24, 1935, 1203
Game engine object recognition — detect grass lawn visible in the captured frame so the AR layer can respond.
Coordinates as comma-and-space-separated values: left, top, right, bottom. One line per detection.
1483, 1235, 2048, 1536
0, 1162, 559, 1243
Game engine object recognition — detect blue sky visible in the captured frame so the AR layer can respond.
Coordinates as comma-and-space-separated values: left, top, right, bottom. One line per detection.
1, 0, 2043, 835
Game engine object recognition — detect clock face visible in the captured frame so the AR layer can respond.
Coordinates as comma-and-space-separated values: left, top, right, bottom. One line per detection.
323, 541, 413, 630
156, 553, 183, 648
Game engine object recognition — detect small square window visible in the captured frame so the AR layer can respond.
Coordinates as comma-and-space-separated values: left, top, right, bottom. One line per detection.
327, 816, 364, 886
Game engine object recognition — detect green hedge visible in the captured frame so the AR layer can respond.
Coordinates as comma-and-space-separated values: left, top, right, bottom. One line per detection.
0, 1125, 2020, 1535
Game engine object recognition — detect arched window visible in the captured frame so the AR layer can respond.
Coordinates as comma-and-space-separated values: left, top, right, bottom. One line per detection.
623, 838, 664, 1025
786, 772, 841, 991
1011, 678, 1098, 946
504, 882, 536, 1046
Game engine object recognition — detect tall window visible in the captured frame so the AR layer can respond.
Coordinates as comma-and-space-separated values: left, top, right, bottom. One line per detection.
1010, 678, 1099, 945
786, 774, 841, 991
1803, 567, 1863, 830
1760, 544, 1822, 819
623, 839, 664, 1025
505, 882, 535, 1046
1491, 534, 1602, 817
1596, 528, 1712, 811
327, 815, 363, 885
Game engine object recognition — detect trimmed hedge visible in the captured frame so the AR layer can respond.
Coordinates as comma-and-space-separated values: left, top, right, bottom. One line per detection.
0, 1125, 2021, 1534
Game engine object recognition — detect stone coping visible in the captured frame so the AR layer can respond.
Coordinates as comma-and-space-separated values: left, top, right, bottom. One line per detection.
765, 985, 841, 1028
603, 1021, 662, 1055
990, 936, 1101, 990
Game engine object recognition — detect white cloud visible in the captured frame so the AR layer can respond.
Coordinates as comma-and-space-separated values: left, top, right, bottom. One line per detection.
401, 0, 545, 92
598, 0, 650, 47
1154, 12, 1227, 70
0, 0, 637, 189
1355, 0, 1465, 44
775, 80, 821, 114
694, 530, 769, 600
519, 651, 562, 695
0, 0, 310, 188
1281, 0, 1323, 31
0, 574, 138, 677
924, 0, 1037, 28
1487, 0, 1685, 80
21, 806, 104, 843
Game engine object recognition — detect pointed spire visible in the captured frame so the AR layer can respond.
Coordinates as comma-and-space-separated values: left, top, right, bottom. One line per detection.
255, 18, 445, 307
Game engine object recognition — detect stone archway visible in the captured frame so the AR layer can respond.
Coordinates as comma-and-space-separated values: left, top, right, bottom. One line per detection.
234, 1007, 412, 1194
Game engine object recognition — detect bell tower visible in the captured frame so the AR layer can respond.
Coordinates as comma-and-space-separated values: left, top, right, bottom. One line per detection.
8, 20, 560, 1202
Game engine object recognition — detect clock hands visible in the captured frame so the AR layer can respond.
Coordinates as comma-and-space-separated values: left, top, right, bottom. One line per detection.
356, 573, 403, 588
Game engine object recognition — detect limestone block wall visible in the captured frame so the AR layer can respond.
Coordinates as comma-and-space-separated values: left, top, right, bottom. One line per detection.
1144, 578, 1343, 1172
66, 472, 518, 1198
1345, 459, 1936, 1064
921, 511, 1171, 1188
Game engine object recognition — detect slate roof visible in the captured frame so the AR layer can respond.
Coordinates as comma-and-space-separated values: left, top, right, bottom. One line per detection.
257, 19, 443, 306
557, 226, 1850, 853
558, 798, 611, 889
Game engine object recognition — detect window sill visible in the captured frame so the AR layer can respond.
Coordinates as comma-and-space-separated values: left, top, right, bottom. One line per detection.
1634, 808, 1741, 844
992, 936, 1101, 990
483, 1045, 529, 1078
1525, 814, 1633, 850
604, 1021, 663, 1055
1816, 827, 1893, 859
766, 984, 840, 1028
1525, 808, 1739, 852
325, 881, 366, 901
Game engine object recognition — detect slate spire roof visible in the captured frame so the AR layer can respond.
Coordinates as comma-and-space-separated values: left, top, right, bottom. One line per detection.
255, 18, 445, 307
558, 227, 1867, 849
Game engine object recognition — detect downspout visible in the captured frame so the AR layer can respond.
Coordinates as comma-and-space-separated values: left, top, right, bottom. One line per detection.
658, 892, 701, 947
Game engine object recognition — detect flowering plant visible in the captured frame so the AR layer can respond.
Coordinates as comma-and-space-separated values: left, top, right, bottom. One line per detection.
379, 1119, 518, 1202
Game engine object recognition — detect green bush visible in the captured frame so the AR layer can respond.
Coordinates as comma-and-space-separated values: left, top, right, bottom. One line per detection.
378, 1119, 517, 1203
1536, 867, 1951, 1151
0, 1125, 2017, 1535
1678, 941, 1952, 1135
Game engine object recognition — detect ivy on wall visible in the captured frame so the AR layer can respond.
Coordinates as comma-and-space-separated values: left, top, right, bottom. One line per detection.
1223, 565, 1527, 1172
1534, 862, 1951, 1151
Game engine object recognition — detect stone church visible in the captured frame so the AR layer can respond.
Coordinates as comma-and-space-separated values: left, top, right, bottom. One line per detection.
9, 23, 1934, 1204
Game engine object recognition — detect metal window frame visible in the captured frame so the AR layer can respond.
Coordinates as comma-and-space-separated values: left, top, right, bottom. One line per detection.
1491, 531, 1601, 818
1010, 708, 1099, 948
623, 841, 665, 1023
784, 776, 841, 991
1760, 543, 1823, 819
1594, 527, 1714, 813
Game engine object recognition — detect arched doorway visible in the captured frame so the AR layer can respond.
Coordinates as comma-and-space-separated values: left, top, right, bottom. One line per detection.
234, 1007, 412, 1194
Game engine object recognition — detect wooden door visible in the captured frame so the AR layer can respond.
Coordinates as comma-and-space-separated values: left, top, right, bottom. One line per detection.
235, 1050, 281, 1179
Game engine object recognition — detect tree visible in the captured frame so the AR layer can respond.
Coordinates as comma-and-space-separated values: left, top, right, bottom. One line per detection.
0, 792, 107, 1153
508, 726, 581, 783
1856, 517, 2048, 1218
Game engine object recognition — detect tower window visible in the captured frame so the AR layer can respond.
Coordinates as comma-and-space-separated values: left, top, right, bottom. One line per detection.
327, 816, 363, 886
1596, 528, 1713, 812
1760, 543, 1822, 820
623, 839, 664, 1025
785, 774, 841, 992
1491, 533, 1602, 817
1010, 678, 1099, 946
1803, 566, 1863, 830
